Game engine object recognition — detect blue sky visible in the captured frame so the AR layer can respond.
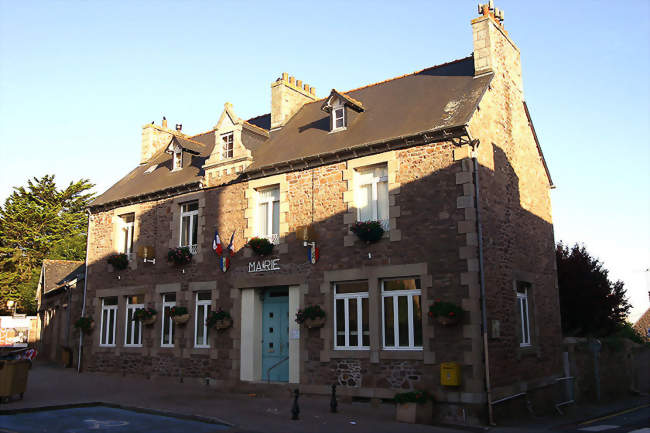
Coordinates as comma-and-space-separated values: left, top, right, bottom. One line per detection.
1, 1, 648, 320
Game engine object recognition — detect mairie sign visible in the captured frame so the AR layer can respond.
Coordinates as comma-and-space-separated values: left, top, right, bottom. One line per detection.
248, 258, 280, 273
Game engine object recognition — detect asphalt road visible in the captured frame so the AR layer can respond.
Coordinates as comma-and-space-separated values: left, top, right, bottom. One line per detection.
556, 404, 650, 433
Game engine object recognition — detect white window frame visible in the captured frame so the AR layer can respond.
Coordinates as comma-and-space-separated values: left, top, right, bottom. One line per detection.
99, 298, 117, 347
173, 149, 182, 170
381, 279, 423, 351
333, 282, 369, 350
119, 213, 135, 261
194, 292, 210, 348
332, 105, 346, 131
180, 201, 199, 254
355, 165, 389, 230
221, 133, 234, 159
517, 283, 531, 347
160, 293, 176, 348
256, 186, 280, 245
124, 296, 143, 347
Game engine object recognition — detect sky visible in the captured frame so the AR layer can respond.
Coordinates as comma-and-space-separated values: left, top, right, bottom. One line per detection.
0, 1, 648, 321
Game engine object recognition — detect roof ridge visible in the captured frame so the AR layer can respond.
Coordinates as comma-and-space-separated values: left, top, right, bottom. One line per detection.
189, 128, 216, 139
44, 259, 84, 264
176, 135, 209, 148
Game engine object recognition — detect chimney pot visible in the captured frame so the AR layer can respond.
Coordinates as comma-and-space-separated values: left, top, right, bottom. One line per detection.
175, 124, 182, 131
162, 117, 168, 128
282, 72, 288, 81
310, 87, 316, 95
296, 79, 303, 88
304, 84, 310, 92
289, 76, 295, 85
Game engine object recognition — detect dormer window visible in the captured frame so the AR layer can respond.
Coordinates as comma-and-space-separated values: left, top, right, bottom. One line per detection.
173, 149, 182, 170
333, 106, 346, 130
221, 133, 233, 159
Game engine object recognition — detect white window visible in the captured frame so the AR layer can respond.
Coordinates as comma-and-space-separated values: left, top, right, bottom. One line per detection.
124, 295, 143, 347
355, 164, 389, 229
516, 282, 531, 347
99, 297, 117, 347
180, 201, 199, 254
256, 186, 280, 244
173, 149, 182, 170
194, 292, 210, 348
333, 281, 369, 350
119, 213, 135, 260
382, 278, 423, 350
161, 293, 176, 347
221, 133, 233, 159
332, 106, 345, 131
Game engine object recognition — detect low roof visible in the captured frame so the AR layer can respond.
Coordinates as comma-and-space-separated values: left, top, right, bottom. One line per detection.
41, 260, 84, 294
247, 57, 491, 171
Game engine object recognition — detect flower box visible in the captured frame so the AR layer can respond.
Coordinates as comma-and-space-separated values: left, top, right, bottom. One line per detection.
350, 220, 384, 244
107, 253, 129, 270
214, 318, 233, 330
74, 317, 94, 334
428, 300, 462, 326
395, 401, 433, 424
169, 306, 189, 325
206, 308, 232, 330
247, 237, 274, 256
436, 315, 459, 326
168, 247, 192, 266
304, 316, 326, 329
172, 314, 189, 325
295, 305, 326, 328
133, 307, 157, 326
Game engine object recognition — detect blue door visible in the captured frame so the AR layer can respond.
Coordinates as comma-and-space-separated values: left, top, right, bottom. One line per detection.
262, 289, 289, 382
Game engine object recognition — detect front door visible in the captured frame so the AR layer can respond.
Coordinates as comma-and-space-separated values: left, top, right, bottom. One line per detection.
261, 288, 289, 382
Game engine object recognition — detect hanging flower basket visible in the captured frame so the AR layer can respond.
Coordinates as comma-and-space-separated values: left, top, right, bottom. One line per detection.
74, 317, 94, 334
107, 253, 129, 270
134, 307, 158, 326
169, 306, 189, 325
246, 237, 274, 256
350, 220, 384, 244
167, 247, 192, 266
206, 308, 232, 330
428, 300, 463, 326
295, 305, 326, 328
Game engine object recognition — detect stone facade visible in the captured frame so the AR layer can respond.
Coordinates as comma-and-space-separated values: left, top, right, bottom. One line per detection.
81, 7, 561, 424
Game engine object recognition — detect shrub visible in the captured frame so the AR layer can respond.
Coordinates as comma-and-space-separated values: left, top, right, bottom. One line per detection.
206, 308, 231, 328
428, 300, 463, 319
350, 220, 384, 243
107, 253, 129, 270
247, 237, 274, 256
169, 306, 188, 317
133, 307, 157, 321
168, 247, 192, 266
394, 390, 433, 405
295, 305, 326, 324
74, 316, 94, 332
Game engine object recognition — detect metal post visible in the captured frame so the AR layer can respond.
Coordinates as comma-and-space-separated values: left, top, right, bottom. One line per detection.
330, 384, 338, 413
291, 389, 300, 420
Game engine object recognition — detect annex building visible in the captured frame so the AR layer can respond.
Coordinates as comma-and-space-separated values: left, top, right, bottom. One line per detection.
80, 5, 561, 423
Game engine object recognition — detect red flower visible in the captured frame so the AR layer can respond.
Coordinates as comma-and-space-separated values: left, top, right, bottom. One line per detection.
427, 311, 433, 317
448, 312, 455, 317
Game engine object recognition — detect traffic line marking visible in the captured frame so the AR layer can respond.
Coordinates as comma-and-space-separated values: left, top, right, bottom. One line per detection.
578, 425, 619, 431
579, 404, 650, 426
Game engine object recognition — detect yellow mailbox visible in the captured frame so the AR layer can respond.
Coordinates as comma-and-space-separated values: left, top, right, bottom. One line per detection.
440, 362, 461, 386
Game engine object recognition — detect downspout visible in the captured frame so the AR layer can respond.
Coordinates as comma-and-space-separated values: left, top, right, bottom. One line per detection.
465, 128, 495, 426
77, 209, 91, 373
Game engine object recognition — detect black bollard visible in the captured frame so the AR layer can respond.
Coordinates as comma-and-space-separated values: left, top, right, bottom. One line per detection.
330, 384, 338, 413
291, 389, 300, 420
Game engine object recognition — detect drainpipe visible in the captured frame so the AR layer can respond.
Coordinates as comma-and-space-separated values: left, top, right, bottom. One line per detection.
77, 209, 91, 373
465, 128, 494, 426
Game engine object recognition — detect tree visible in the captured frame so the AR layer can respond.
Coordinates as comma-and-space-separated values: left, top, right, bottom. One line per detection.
556, 242, 630, 336
0, 175, 94, 314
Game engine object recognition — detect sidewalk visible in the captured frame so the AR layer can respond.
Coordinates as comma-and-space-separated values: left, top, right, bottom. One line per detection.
1, 362, 457, 433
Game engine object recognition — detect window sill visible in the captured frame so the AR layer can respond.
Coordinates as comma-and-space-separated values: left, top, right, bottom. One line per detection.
380, 350, 424, 360
516, 344, 540, 359
330, 349, 370, 359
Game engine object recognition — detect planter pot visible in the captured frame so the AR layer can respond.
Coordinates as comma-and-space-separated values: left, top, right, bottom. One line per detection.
303, 317, 326, 329
395, 401, 433, 424
214, 318, 233, 330
436, 315, 459, 326
142, 314, 157, 326
172, 314, 189, 325
83, 321, 95, 334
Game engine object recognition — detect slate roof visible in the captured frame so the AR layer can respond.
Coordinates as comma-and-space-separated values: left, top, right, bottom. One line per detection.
91, 56, 491, 209
248, 57, 491, 171
41, 260, 84, 294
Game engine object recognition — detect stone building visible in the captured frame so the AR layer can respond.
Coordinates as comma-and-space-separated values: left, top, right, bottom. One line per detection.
82, 5, 560, 423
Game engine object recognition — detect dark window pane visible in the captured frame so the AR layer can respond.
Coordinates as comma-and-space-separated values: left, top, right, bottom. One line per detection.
384, 296, 394, 347
197, 292, 211, 301
164, 293, 176, 302
398, 296, 409, 347
413, 295, 422, 346
101, 309, 108, 345
522, 299, 529, 344
348, 298, 358, 347
335, 281, 368, 294
104, 297, 117, 306
191, 214, 198, 245
383, 279, 420, 292
336, 299, 345, 347
362, 297, 369, 347
108, 310, 114, 345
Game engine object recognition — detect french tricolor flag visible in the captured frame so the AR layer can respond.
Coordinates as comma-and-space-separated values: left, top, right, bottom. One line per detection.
227, 230, 235, 255
213, 230, 222, 256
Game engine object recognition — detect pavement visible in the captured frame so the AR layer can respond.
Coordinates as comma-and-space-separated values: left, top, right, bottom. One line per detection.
0, 362, 648, 433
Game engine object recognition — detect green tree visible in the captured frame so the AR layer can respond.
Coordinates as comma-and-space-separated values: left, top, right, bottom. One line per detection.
0, 175, 94, 314
556, 242, 631, 336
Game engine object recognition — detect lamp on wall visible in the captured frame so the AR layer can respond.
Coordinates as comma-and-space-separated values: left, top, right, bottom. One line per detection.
6, 300, 16, 316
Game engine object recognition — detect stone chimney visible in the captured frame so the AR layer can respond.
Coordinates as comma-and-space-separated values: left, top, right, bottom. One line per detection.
140, 117, 173, 164
472, 2, 523, 95
271, 72, 317, 129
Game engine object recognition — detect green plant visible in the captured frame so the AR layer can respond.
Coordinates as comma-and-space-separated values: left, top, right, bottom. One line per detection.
74, 316, 94, 332
428, 300, 462, 320
168, 247, 192, 266
108, 253, 129, 270
394, 390, 433, 405
612, 322, 646, 345
133, 307, 157, 321
295, 305, 326, 324
169, 306, 188, 317
206, 308, 231, 328
247, 237, 274, 256
350, 220, 384, 243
